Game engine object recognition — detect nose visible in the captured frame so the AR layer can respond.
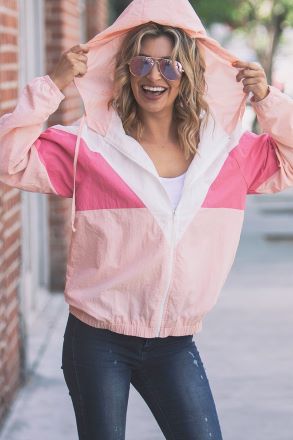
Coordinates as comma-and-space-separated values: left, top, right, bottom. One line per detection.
146, 60, 162, 81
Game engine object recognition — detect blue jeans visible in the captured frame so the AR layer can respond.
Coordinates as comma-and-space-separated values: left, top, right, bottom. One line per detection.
61, 313, 223, 440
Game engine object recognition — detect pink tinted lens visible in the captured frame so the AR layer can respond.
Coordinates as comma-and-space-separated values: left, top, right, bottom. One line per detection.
129, 57, 153, 77
160, 59, 182, 81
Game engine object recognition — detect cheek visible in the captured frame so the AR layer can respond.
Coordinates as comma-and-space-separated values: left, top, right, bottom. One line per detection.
169, 82, 181, 100
130, 78, 141, 101
130, 78, 135, 95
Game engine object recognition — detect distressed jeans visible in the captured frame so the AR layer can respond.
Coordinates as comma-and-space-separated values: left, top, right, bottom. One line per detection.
61, 313, 223, 440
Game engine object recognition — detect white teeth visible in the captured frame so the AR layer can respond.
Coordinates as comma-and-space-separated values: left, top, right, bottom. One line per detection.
142, 86, 166, 92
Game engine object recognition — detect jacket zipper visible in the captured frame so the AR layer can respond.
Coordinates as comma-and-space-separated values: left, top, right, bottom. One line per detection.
155, 207, 177, 337
105, 137, 182, 337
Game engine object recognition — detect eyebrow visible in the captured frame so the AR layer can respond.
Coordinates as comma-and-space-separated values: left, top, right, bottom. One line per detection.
138, 53, 172, 59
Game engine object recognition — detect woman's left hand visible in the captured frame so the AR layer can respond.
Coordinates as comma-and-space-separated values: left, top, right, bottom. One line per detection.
232, 60, 270, 102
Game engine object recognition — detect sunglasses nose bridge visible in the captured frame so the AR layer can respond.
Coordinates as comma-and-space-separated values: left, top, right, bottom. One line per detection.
147, 58, 163, 78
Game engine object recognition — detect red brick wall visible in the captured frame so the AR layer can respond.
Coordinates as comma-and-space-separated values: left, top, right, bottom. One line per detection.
45, 0, 84, 291
45, 0, 109, 291
0, 0, 110, 424
0, 0, 23, 424
87, 0, 109, 39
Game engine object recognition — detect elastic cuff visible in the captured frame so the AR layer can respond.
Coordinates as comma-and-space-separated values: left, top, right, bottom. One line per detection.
43, 74, 66, 101
250, 85, 282, 108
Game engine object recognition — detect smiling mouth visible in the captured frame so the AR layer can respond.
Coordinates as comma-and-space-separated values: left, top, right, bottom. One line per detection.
141, 85, 168, 97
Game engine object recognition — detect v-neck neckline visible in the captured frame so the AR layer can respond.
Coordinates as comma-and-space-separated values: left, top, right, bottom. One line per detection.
105, 108, 232, 190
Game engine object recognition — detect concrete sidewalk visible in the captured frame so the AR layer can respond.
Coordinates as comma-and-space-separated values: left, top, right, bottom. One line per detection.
0, 193, 292, 440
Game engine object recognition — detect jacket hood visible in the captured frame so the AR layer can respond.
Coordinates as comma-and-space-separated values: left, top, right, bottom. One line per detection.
73, 0, 247, 136
70, 0, 247, 232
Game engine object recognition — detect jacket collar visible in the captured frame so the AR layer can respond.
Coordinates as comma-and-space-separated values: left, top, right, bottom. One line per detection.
104, 108, 234, 188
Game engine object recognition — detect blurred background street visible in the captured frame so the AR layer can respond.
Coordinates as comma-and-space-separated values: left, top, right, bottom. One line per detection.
0, 0, 292, 439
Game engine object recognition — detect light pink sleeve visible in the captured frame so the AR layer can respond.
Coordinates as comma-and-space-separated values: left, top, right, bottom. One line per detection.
0, 75, 71, 196
232, 85, 293, 195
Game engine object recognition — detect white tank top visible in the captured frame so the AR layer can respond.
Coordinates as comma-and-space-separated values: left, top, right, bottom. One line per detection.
159, 171, 187, 210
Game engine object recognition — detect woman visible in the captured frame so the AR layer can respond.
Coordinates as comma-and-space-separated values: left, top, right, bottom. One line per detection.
0, 0, 292, 439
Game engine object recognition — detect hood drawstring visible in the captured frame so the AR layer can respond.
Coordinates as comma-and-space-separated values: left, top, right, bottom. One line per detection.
71, 114, 86, 232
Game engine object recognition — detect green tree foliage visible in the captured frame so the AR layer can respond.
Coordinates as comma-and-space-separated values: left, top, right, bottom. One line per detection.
109, 0, 132, 21
191, 0, 293, 82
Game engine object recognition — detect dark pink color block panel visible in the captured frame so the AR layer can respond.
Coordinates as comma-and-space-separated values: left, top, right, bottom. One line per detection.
202, 132, 280, 209
76, 145, 146, 211
231, 132, 280, 194
201, 154, 247, 210
36, 128, 76, 197
36, 128, 146, 210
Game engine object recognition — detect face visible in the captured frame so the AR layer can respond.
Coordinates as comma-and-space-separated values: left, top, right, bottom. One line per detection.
130, 35, 181, 116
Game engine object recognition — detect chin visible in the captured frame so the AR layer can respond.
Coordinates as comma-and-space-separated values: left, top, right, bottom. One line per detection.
140, 102, 165, 111
135, 97, 174, 114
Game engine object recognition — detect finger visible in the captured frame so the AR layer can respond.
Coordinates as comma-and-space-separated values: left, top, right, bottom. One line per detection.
66, 53, 88, 68
65, 44, 81, 54
243, 84, 255, 93
70, 53, 88, 63
236, 69, 264, 82
74, 61, 88, 77
232, 60, 262, 71
243, 84, 262, 93
242, 78, 260, 86
77, 43, 89, 53
68, 44, 89, 54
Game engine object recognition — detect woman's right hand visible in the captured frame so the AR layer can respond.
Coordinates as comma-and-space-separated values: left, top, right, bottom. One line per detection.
49, 44, 89, 91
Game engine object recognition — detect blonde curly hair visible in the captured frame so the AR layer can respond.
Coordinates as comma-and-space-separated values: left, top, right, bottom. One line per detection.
108, 22, 210, 160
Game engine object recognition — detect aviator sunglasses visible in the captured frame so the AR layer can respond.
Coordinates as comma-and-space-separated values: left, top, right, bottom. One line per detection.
128, 56, 185, 81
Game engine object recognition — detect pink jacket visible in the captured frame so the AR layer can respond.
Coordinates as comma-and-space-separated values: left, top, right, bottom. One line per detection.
1, 0, 293, 338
